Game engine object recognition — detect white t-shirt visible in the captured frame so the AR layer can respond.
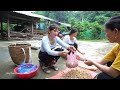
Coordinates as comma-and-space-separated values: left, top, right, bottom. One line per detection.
40, 35, 70, 56
63, 35, 77, 45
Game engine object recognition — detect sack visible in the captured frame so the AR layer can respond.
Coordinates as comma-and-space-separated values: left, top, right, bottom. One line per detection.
66, 52, 78, 68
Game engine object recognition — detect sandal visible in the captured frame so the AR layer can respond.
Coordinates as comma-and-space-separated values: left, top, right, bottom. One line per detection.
42, 67, 51, 74
50, 66, 59, 71
39, 60, 51, 74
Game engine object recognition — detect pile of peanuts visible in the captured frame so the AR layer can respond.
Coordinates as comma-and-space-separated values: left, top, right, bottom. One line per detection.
60, 67, 92, 79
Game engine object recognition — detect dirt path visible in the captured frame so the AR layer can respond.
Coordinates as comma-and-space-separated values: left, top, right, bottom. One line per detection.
78, 41, 116, 60
0, 40, 116, 79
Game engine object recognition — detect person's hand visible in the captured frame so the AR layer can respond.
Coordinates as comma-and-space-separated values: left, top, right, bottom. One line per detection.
59, 51, 68, 57
83, 59, 93, 66
68, 46, 76, 52
76, 55, 86, 61
76, 55, 81, 60
81, 52, 85, 55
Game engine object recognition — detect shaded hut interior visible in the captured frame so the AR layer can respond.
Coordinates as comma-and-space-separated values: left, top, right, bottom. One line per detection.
0, 11, 46, 40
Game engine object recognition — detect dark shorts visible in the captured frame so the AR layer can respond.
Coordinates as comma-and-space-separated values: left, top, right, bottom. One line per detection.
38, 48, 64, 67
96, 62, 120, 79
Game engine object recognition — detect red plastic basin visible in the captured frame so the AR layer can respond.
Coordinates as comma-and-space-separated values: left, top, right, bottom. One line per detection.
14, 65, 39, 79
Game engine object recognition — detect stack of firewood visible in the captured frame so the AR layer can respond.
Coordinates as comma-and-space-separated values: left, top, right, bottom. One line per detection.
10, 31, 32, 38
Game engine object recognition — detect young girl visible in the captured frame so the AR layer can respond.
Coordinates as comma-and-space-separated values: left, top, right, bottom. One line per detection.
63, 28, 86, 61
38, 24, 76, 74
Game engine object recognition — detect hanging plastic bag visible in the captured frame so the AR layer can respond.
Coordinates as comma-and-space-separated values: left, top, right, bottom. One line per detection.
18, 47, 37, 73
66, 52, 78, 68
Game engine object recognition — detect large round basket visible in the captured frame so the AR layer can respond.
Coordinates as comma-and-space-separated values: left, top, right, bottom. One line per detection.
8, 43, 31, 65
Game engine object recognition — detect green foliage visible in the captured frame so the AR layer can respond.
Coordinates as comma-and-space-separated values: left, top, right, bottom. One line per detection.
78, 30, 93, 40
69, 18, 82, 37
33, 11, 45, 15
90, 22, 103, 39
69, 18, 104, 40
80, 20, 91, 31
60, 25, 68, 33
3, 23, 7, 31
95, 16, 109, 25
99, 31, 106, 39
32, 11, 120, 40
2, 23, 16, 31
40, 18, 45, 22
69, 18, 76, 27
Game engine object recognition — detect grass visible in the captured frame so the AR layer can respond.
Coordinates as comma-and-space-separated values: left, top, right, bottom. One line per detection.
78, 39, 108, 42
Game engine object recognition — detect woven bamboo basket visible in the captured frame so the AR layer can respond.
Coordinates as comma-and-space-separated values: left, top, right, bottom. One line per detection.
8, 43, 31, 65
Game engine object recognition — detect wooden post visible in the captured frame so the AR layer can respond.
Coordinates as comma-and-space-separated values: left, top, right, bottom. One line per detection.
0, 20, 3, 33
36, 22, 38, 35
31, 22, 33, 36
0, 18, 4, 39
48, 20, 50, 27
44, 19, 48, 32
7, 16, 10, 39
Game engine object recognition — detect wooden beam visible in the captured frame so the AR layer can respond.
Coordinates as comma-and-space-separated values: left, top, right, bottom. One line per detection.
1, 20, 3, 30
7, 16, 10, 39
44, 22, 46, 32
36, 22, 38, 35
31, 22, 33, 35
48, 21, 50, 27
0, 18, 3, 30
9, 15, 33, 22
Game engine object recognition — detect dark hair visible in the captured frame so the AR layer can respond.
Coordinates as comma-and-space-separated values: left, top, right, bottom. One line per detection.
109, 16, 120, 20
49, 24, 60, 31
105, 19, 120, 31
69, 28, 78, 35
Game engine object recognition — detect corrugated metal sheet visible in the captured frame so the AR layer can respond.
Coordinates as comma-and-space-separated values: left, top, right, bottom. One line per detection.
13, 11, 71, 27
58, 22, 71, 27
13, 11, 56, 21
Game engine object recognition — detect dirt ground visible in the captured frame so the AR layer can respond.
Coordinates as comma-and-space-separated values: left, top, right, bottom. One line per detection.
0, 40, 116, 79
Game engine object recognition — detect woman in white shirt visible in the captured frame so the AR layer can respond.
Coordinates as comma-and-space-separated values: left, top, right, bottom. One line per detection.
63, 28, 86, 60
38, 24, 76, 74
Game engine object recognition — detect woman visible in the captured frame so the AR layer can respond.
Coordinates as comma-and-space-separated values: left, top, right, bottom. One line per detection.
84, 16, 120, 79
38, 24, 76, 74
63, 28, 86, 61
